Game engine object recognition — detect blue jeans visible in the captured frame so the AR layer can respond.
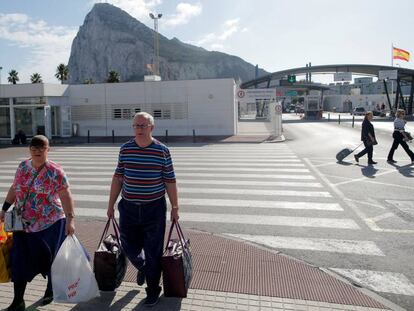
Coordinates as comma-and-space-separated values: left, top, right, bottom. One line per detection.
118, 197, 166, 296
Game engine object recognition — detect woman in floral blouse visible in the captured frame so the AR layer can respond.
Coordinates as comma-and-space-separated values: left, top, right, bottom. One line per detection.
0, 135, 75, 311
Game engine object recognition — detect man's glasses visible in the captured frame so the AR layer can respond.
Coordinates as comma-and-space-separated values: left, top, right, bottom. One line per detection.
30, 146, 47, 152
132, 124, 151, 129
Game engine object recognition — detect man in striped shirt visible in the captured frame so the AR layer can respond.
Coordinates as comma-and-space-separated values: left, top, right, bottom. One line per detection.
107, 112, 179, 307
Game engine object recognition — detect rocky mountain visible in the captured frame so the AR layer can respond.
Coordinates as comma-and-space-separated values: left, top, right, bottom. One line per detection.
67, 3, 268, 84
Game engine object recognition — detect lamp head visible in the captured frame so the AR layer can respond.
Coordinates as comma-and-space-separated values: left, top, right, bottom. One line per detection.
158, 14, 162, 18
149, 13, 155, 19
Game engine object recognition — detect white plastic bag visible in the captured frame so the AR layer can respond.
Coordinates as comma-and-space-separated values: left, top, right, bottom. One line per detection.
51, 235, 100, 303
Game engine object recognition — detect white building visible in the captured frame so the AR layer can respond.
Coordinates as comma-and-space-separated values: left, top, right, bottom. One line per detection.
0, 78, 237, 141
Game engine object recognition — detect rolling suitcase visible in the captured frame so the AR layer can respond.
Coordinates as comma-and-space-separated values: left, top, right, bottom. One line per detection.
336, 143, 363, 162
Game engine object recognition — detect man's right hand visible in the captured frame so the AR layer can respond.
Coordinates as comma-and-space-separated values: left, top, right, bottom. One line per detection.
107, 205, 115, 218
0, 210, 4, 222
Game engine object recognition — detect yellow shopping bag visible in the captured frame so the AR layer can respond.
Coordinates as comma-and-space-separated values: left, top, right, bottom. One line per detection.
0, 223, 12, 283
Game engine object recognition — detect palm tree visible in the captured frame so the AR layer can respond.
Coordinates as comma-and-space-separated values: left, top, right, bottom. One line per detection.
106, 70, 120, 83
30, 73, 43, 83
8, 70, 19, 84
55, 63, 69, 84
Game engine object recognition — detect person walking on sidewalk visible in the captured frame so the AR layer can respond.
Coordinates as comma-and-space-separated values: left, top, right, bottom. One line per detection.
107, 112, 179, 307
387, 109, 414, 164
0, 135, 76, 311
354, 111, 378, 165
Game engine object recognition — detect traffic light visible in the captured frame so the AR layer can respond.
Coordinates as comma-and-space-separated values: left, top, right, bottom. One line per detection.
287, 75, 296, 83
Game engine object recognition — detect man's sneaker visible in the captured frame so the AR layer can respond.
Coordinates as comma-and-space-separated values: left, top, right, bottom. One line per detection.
354, 155, 359, 163
368, 160, 377, 165
144, 295, 159, 307
136, 269, 145, 286
387, 159, 397, 164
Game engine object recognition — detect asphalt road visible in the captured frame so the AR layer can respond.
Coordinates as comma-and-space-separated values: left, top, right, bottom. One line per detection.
283, 118, 414, 310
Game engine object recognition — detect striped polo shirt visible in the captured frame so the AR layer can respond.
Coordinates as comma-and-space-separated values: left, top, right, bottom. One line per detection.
115, 138, 176, 203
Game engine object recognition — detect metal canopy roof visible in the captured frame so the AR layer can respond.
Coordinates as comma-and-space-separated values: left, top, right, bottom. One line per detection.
241, 64, 414, 89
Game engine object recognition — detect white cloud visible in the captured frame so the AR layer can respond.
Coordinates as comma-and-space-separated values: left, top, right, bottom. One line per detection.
164, 2, 202, 26
0, 13, 77, 83
192, 18, 241, 51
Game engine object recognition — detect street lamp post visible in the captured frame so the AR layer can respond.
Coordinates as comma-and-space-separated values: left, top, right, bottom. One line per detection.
149, 13, 162, 76
0, 66, 2, 85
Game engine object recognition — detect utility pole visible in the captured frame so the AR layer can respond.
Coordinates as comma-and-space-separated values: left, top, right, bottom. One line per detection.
149, 13, 162, 76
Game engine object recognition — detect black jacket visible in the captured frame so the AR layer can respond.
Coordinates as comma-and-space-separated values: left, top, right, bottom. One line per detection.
361, 118, 375, 142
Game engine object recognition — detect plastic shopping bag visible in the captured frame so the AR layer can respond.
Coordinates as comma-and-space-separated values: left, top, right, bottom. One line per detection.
51, 235, 100, 303
0, 224, 12, 283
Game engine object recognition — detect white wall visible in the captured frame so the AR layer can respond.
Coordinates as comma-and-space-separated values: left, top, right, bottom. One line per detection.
68, 79, 236, 137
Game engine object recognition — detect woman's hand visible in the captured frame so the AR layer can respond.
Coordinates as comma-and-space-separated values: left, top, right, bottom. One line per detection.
65, 217, 75, 235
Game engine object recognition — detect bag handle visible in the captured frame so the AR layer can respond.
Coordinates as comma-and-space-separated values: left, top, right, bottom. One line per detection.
96, 217, 123, 249
96, 218, 111, 248
165, 220, 187, 251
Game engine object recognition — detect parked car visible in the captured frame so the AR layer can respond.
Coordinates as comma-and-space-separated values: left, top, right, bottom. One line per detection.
372, 110, 386, 117
351, 107, 366, 116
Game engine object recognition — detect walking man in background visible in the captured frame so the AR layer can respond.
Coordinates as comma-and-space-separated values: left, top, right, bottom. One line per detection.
107, 112, 179, 307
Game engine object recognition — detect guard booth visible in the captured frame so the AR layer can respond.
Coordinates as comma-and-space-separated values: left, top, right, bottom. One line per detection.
304, 95, 322, 119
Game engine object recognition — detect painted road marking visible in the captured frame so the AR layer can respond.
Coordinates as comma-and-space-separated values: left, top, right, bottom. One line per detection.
331, 268, 414, 296
224, 234, 384, 256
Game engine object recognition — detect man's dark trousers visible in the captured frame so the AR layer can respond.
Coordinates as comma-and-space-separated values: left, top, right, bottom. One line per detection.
118, 197, 166, 297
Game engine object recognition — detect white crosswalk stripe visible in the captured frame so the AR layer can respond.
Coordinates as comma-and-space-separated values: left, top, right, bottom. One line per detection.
1, 143, 413, 297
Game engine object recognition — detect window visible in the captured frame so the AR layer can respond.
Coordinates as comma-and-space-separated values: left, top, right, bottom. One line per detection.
153, 110, 162, 119
122, 109, 131, 119
163, 110, 171, 119
113, 108, 122, 119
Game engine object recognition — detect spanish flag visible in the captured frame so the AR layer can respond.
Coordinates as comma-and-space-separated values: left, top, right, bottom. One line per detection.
393, 47, 410, 62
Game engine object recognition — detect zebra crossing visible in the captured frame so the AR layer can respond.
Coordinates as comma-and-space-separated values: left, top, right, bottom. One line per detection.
1, 143, 414, 297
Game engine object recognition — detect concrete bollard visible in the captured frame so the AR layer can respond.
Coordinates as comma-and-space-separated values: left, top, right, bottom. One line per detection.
87, 130, 90, 143
352, 116, 355, 128
112, 129, 115, 143
193, 129, 196, 143
338, 115, 341, 124
165, 130, 168, 143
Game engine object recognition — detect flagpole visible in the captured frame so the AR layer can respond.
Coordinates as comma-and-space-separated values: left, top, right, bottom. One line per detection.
391, 43, 394, 67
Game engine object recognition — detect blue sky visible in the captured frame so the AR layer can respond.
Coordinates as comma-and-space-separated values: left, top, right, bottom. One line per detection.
1, 0, 414, 84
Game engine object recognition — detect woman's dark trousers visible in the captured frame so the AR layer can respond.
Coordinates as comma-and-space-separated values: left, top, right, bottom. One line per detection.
118, 197, 166, 298
356, 141, 373, 161
387, 131, 414, 161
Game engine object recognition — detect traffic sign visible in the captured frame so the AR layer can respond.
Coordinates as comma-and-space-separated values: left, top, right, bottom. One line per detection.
287, 75, 296, 83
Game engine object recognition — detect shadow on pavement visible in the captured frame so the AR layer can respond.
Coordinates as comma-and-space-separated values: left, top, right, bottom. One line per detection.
336, 160, 353, 166
393, 163, 414, 177
68, 290, 139, 310
360, 165, 379, 178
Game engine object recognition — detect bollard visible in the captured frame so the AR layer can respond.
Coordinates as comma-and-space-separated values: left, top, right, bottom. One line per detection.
338, 114, 341, 124
328, 113, 330, 121
193, 129, 196, 143
352, 116, 355, 128
112, 129, 115, 143
165, 130, 168, 143
87, 130, 90, 143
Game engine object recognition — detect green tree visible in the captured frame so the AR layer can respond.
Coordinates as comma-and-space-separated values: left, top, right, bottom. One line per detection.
106, 70, 120, 83
55, 63, 69, 84
8, 69, 19, 84
30, 73, 43, 83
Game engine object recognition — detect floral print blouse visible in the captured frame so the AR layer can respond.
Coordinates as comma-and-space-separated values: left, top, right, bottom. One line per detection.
13, 160, 68, 232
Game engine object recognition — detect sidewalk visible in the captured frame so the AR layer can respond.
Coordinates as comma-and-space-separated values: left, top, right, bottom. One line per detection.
0, 220, 398, 311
